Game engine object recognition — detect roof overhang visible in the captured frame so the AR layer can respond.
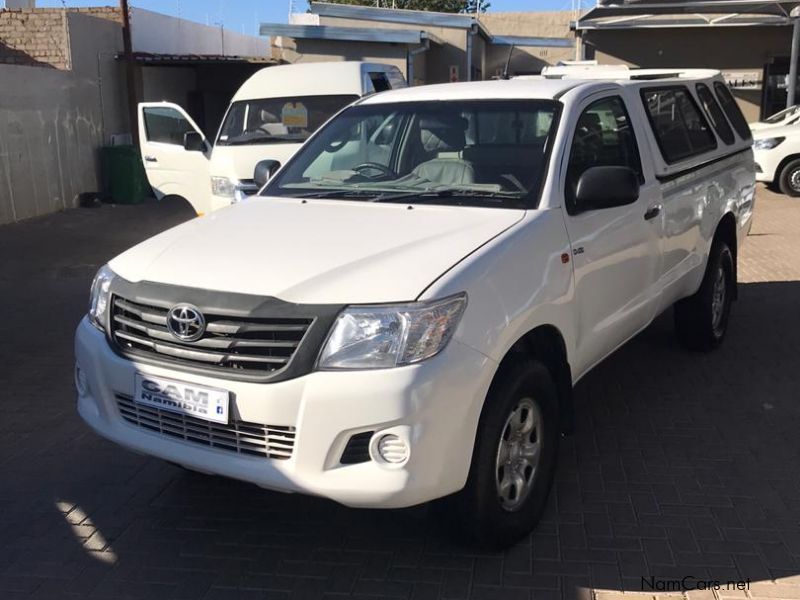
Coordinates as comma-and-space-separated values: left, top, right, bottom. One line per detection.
309, 1, 491, 38
576, 0, 799, 30
117, 52, 279, 66
490, 34, 574, 47
259, 23, 443, 46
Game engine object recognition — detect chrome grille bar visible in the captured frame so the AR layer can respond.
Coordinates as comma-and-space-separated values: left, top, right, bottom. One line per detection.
110, 296, 311, 375
116, 394, 295, 459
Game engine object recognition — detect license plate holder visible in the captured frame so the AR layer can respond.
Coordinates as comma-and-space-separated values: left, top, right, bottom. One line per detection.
133, 374, 230, 424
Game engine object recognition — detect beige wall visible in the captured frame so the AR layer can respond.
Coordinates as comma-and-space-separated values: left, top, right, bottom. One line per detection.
316, 14, 477, 84
277, 36, 409, 80
479, 11, 574, 77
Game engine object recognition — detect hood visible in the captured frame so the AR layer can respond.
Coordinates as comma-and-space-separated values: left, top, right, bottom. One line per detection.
752, 123, 800, 140
109, 197, 524, 304
749, 121, 776, 132
211, 144, 302, 182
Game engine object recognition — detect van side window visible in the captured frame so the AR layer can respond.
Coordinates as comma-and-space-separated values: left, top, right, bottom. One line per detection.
369, 72, 391, 93
566, 96, 642, 211
696, 83, 735, 145
142, 106, 195, 145
713, 82, 753, 141
641, 86, 717, 163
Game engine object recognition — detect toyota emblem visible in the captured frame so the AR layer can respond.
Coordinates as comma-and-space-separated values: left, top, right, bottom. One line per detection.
166, 304, 206, 342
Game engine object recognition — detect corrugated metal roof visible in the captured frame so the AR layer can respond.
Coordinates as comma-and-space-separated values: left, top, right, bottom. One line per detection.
118, 52, 279, 65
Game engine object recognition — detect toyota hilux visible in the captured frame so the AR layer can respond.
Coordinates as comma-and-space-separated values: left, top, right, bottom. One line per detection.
76, 68, 755, 547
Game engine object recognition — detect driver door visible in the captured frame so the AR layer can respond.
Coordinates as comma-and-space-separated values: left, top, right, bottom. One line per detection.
561, 93, 663, 377
138, 102, 212, 215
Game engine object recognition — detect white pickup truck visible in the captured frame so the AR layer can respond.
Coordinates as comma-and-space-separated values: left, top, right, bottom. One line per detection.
76, 68, 755, 548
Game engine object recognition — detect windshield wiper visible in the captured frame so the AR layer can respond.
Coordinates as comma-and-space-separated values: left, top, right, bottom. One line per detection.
370, 188, 519, 204
284, 188, 387, 200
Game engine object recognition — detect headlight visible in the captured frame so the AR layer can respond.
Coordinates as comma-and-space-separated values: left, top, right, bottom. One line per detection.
318, 293, 467, 370
88, 264, 116, 331
211, 176, 236, 197
753, 137, 785, 150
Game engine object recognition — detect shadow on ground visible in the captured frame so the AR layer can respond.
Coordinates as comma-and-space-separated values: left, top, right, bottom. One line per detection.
0, 201, 798, 600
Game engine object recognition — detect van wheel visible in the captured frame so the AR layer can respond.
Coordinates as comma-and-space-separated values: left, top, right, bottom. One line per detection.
778, 159, 800, 197
674, 240, 734, 351
440, 359, 559, 549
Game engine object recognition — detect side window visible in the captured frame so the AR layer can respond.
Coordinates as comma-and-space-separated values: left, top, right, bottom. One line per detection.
143, 106, 195, 145
369, 72, 391, 93
641, 87, 717, 163
713, 81, 752, 141
566, 96, 643, 211
695, 83, 735, 145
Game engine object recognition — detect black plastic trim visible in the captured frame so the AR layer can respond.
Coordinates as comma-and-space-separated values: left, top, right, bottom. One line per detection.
655, 147, 750, 183
340, 431, 374, 465
107, 277, 344, 384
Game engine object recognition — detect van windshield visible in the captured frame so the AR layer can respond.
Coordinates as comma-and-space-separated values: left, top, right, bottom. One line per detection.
216, 94, 358, 146
264, 100, 561, 209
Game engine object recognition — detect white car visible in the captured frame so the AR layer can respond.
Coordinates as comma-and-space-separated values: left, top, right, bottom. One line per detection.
76, 68, 755, 547
138, 62, 405, 215
753, 123, 800, 196
749, 104, 800, 132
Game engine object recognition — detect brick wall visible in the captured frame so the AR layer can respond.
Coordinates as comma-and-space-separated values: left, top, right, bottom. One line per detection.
0, 6, 122, 70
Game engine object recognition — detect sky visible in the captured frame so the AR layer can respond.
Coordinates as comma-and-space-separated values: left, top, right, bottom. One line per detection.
5, 0, 572, 36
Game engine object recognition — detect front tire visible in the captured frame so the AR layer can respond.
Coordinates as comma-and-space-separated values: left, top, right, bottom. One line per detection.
778, 158, 800, 197
441, 359, 559, 549
674, 240, 734, 351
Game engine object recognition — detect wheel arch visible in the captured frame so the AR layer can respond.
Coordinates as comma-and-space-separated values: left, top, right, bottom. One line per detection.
774, 153, 800, 183
713, 211, 738, 300
490, 324, 574, 435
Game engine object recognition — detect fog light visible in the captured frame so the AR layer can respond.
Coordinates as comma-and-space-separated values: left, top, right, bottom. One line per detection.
75, 365, 88, 396
377, 434, 409, 464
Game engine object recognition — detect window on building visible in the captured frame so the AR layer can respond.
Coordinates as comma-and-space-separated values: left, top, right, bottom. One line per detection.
566, 96, 642, 211
641, 86, 717, 163
696, 83, 735, 145
713, 81, 753, 141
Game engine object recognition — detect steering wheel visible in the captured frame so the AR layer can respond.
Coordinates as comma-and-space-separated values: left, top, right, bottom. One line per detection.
353, 162, 397, 179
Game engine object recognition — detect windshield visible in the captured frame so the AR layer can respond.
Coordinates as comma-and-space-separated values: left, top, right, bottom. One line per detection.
263, 99, 561, 209
216, 94, 358, 146
765, 105, 800, 124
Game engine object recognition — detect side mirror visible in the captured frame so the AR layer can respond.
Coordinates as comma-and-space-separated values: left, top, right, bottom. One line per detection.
183, 131, 205, 152
575, 166, 640, 211
254, 159, 281, 188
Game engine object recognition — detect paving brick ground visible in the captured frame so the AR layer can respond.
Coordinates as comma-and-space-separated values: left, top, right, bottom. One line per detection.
1, 188, 799, 600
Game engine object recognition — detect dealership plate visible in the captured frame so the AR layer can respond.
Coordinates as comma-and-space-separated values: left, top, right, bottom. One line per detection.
133, 374, 230, 424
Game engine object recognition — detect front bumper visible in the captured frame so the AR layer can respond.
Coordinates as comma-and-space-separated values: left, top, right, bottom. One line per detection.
75, 318, 495, 508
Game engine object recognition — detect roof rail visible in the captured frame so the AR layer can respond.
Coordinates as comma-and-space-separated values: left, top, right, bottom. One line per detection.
538, 66, 720, 81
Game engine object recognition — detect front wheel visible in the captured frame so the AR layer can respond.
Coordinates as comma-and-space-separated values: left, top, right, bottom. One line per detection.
440, 359, 559, 549
778, 158, 800, 197
674, 240, 734, 351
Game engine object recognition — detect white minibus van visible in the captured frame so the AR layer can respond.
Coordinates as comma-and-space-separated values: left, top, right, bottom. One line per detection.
137, 62, 405, 215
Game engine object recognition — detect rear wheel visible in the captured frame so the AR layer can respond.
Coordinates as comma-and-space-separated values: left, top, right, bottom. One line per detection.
440, 359, 559, 549
778, 158, 800, 197
674, 240, 734, 351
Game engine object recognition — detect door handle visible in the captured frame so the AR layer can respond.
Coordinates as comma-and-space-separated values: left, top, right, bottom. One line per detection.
144, 156, 158, 163
644, 204, 662, 220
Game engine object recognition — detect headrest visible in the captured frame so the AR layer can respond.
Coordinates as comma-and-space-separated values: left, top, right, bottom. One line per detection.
419, 114, 468, 153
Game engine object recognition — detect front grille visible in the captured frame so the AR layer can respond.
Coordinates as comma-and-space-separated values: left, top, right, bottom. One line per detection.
116, 394, 295, 459
110, 296, 312, 376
